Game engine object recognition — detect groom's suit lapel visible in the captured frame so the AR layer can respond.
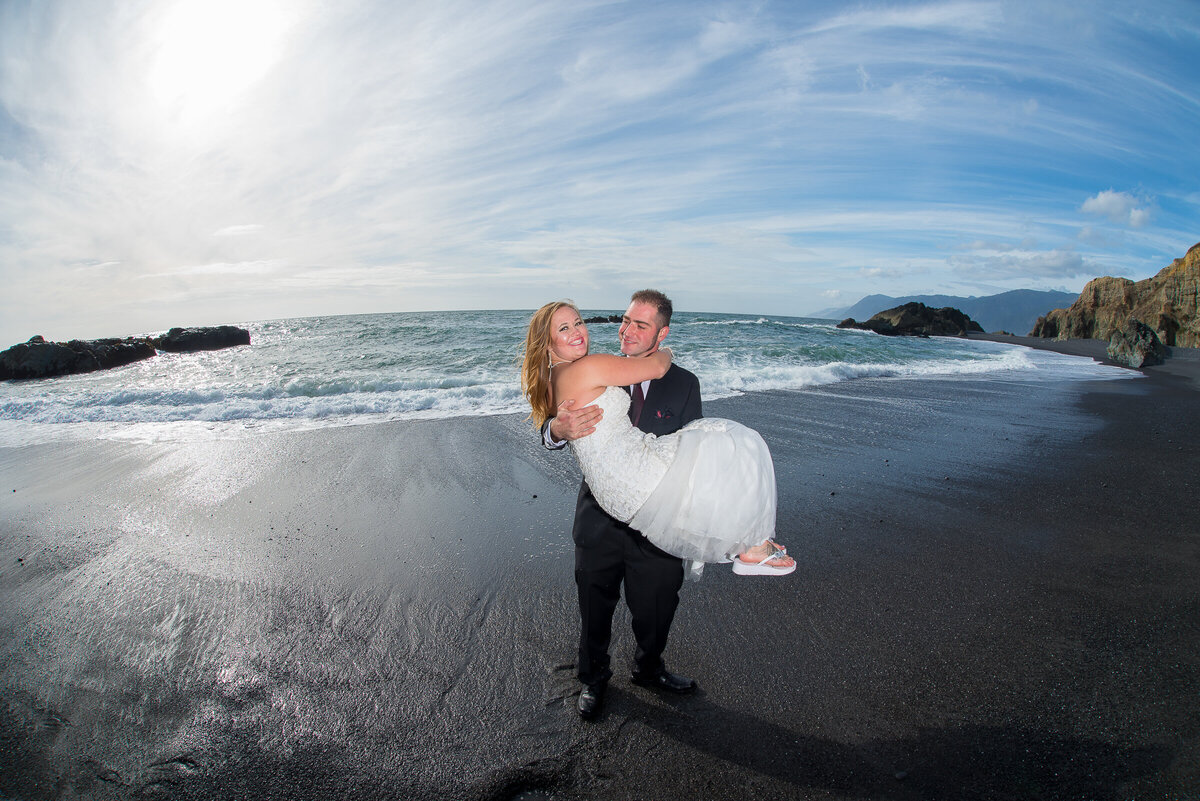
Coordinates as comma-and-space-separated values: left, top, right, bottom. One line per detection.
638, 366, 681, 436
641, 375, 664, 410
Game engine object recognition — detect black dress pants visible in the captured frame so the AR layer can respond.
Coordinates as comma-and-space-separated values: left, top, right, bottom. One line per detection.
572, 483, 685, 687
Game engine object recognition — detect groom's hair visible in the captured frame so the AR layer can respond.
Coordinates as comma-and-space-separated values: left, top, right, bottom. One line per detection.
630, 289, 673, 327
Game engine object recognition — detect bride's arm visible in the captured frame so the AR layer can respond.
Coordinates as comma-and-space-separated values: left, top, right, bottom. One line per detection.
551, 349, 671, 412
576, 349, 671, 388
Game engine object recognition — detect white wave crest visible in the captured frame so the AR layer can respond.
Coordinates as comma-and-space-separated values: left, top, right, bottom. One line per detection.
0, 311, 1133, 444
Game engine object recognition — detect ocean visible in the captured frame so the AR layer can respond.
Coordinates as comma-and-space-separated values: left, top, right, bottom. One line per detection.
0, 309, 1133, 444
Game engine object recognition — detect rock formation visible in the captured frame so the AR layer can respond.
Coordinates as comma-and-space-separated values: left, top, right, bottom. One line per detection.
1031, 242, 1200, 347
583, 315, 623, 324
1106, 318, 1168, 368
837, 302, 984, 337
1, 325, 251, 381
826, 289, 1078, 336
0, 336, 157, 380
154, 325, 252, 352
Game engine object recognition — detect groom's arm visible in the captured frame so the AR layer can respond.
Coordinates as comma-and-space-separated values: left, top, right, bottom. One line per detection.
678, 369, 703, 425
542, 399, 603, 450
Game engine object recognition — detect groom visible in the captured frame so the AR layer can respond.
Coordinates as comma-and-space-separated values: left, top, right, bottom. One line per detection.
544, 289, 702, 719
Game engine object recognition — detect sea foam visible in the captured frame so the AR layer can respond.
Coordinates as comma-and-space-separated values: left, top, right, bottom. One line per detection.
0, 310, 1132, 444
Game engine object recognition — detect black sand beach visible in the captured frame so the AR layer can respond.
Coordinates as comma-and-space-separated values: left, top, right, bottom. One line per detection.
2, 339, 1198, 800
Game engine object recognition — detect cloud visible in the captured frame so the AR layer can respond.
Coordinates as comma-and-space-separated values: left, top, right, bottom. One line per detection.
1128, 207, 1152, 227
0, 0, 1196, 343
160, 260, 283, 277
810, 1, 1003, 34
856, 64, 872, 91
958, 238, 1039, 253
213, 225, 264, 237
859, 266, 907, 280
951, 248, 1089, 279
1080, 190, 1152, 227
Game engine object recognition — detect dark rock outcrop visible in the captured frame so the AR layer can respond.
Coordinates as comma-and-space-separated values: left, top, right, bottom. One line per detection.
825, 289, 1078, 336
0, 335, 157, 380
837, 302, 984, 337
1106, 318, 1168, 368
1031, 242, 1200, 347
583, 315, 623, 324
153, 325, 251, 352
2, 324, 251, 381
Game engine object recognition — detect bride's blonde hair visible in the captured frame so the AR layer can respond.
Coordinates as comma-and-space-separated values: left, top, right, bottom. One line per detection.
521, 301, 580, 428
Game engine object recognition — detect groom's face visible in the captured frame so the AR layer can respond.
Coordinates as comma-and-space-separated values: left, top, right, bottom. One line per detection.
619, 301, 668, 358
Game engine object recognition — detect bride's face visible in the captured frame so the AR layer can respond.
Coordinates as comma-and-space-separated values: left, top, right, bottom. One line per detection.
548, 306, 589, 364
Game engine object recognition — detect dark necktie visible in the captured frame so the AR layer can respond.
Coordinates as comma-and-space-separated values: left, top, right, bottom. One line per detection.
629, 382, 645, 425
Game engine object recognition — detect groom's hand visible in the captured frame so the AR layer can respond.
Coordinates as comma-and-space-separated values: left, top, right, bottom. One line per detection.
549, 399, 602, 442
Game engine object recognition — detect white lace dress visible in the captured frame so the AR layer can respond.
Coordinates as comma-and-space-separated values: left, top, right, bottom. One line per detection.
570, 386, 777, 575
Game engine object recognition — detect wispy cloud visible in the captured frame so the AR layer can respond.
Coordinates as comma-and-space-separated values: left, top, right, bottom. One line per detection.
213, 225, 264, 238
809, 1, 1004, 34
950, 248, 1089, 280
0, 0, 1197, 342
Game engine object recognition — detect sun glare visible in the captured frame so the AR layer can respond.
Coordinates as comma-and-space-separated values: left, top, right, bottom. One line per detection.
148, 0, 292, 124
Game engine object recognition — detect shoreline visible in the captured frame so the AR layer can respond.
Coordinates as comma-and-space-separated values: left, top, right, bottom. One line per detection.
968, 330, 1200, 388
1, 344, 1197, 799
0, 331, 1177, 446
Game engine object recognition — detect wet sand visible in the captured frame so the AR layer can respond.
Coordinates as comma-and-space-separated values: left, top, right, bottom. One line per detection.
1, 339, 1198, 800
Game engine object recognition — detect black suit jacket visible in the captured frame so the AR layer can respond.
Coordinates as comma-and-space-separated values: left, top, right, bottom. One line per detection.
629, 363, 703, 438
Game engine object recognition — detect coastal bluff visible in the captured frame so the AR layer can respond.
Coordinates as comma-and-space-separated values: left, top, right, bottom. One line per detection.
0, 325, 250, 380
1031, 241, 1200, 352
837, 302, 984, 337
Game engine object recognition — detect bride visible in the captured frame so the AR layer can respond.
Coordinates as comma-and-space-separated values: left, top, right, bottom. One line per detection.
521, 301, 794, 577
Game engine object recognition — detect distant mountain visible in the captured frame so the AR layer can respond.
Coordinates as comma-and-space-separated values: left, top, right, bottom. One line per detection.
815, 289, 1079, 335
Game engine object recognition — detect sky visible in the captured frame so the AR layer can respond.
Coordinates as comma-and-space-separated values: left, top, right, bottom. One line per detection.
1, 0, 1198, 344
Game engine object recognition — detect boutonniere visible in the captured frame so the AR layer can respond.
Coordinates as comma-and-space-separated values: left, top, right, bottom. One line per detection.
656, 408, 673, 420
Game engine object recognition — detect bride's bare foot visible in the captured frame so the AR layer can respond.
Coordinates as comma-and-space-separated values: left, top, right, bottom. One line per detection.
731, 542, 795, 576
740, 542, 793, 565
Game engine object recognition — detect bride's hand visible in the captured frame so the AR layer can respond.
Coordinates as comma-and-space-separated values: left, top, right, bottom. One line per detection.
659, 346, 672, 360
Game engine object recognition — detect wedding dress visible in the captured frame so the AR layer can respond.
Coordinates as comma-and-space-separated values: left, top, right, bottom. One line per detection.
569, 386, 777, 574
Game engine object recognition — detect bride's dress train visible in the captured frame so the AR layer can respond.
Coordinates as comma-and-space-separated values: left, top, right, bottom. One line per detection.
569, 387, 777, 574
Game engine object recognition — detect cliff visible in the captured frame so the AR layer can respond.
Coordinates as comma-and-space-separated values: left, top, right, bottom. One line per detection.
1032, 242, 1200, 347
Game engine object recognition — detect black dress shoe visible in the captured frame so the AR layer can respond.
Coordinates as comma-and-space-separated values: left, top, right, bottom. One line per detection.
631, 668, 697, 694
578, 682, 606, 719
